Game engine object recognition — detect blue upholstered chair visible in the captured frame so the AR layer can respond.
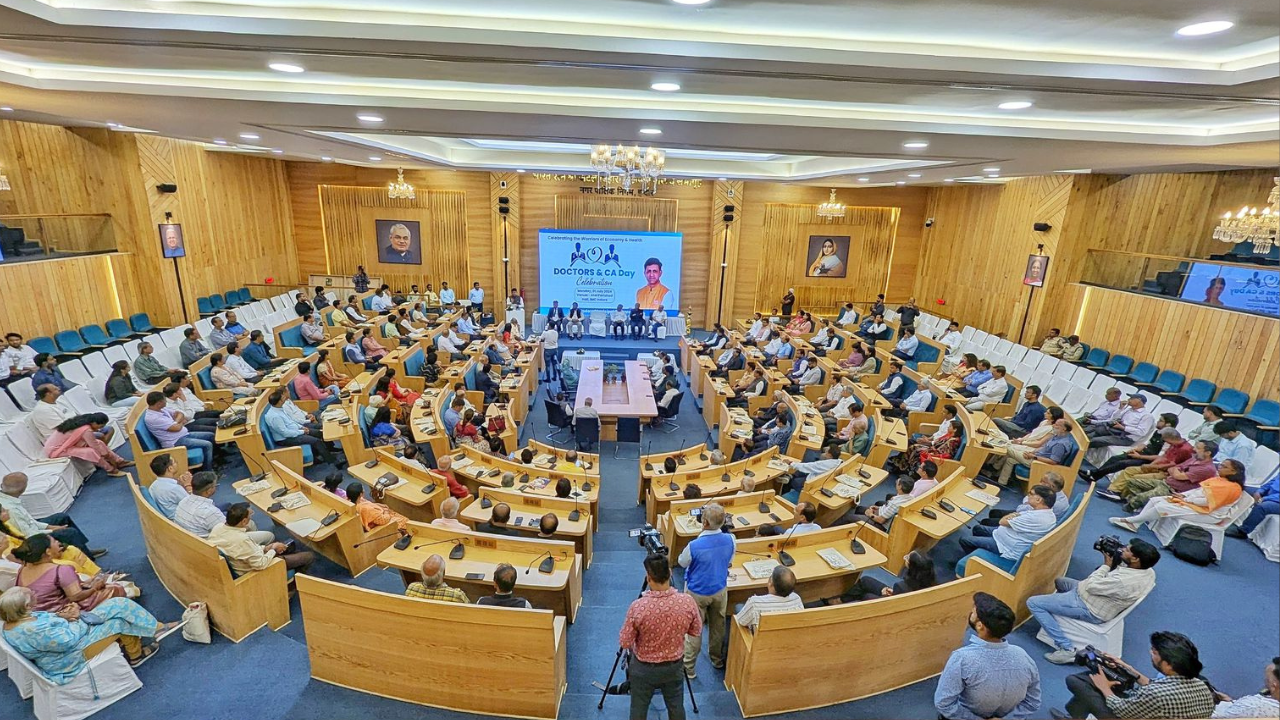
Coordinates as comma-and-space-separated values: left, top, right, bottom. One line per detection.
1176, 378, 1217, 406
1083, 347, 1109, 370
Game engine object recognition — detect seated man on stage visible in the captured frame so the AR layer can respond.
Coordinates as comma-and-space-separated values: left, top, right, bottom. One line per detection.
629, 303, 646, 340
610, 304, 627, 340
565, 302, 585, 340
546, 300, 566, 332
648, 305, 668, 341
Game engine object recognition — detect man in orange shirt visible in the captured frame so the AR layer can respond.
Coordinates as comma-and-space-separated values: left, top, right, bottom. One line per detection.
635, 257, 670, 310
346, 482, 408, 532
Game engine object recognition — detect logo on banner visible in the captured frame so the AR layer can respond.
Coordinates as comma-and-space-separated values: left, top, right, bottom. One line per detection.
569, 243, 622, 268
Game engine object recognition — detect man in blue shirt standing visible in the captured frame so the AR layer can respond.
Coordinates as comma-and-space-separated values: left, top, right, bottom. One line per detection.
677, 502, 736, 679
263, 390, 341, 467
935, 592, 1040, 720
30, 353, 75, 393
994, 385, 1047, 439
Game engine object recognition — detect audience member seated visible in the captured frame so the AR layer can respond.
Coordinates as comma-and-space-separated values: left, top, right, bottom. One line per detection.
877, 360, 908, 409
314, 349, 349, 389
908, 461, 942, 497
711, 345, 745, 378
1183, 405, 1225, 446
994, 418, 1077, 486
1085, 393, 1154, 449
982, 471, 1069, 524
888, 380, 934, 420
816, 383, 855, 417
477, 503, 517, 536
1081, 412, 1180, 483
223, 311, 248, 338
934, 592, 1040, 720
209, 502, 314, 574
2, 332, 38, 384
31, 353, 75, 394
892, 326, 919, 361
30, 384, 71, 441
1061, 631, 1214, 719
565, 303, 585, 340
1, 511, 99, 576
263, 390, 340, 467
209, 352, 259, 398
964, 365, 1009, 413
1210, 658, 1279, 719
1233, 473, 1279, 538
836, 476, 914, 528
432, 455, 471, 500
1059, 335, 1085, 363
537, 513, 559, 538
857, 313, 888, 341
477, 562, 532, 608
992, 385, 1046, 439
727, 368, 768, 409
785, 351, 822, 394
12, 534, 131, 611
162, 378, 221, 433
891, 419, 963, 476
369, 406, 411, 452
959, 484, 1056, 561
44, 413, 131, 478
133, 342, 185, 387
785, 446, 842, 493
347, 482, 408, 533
0, 586, 179, 676
823, 550, 936, 606
956, 359, 993, 398
291, 361, 339, 410
145, 390, 220, 468
294, 291, 315, 318
648, 305, 668, 341
733, 565, 802, 630
179, 327, 211, 369
359, 327, 389, 363
147, 454, 190, 520
835, 302, 857, 328
300, 313, 327, 347
430, 497, 470, 532
0, 472, 104, 557
224, 342, 263, 384
827, 404, 871, 457
1110, 458, 1245, 534
809, 320, 840, 356
1100, 438, 1215, 511
1213, 421, 1257, 467
1040, 327, 1068, 357
244, 331, 286, 372
1029, 538, 1160, 664
405, 554, 469, 603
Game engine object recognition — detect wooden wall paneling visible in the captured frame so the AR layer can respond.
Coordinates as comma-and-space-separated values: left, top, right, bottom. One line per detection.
0, 255, 126, 337
1069, 285, 1278, 402
491, 172, 521, 299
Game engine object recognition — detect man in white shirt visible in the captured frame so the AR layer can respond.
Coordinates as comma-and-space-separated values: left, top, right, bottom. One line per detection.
300, 313, 326, 346
175, 472, 276, 544
937, 321, 964, 370
790, 502, 823, 534
539, 324, 560, 381
746, 313, 765, 341
438, 282, 456, 306
468, 282, 485, 311
1086, 393, 1155, 448
837, 476, 915, 527
648, 305, 668, 341
1081, 387, 1123, 426
734, 565, 803, 631
224, 343, 262, 382
959, 484, 1056, 562
608, 305, 627, 340
825, 385, 859, 420
208, 503, 314, 573
836, 304, 858, 327
572, 397, 600, 426
964, 365, 1010, 412
2, 333, 38, 382
147, 454, 191, 520
437, 331, 464, 361
1211, 658, 1280, 719
370, 289, 393, 312
761, 332, 782, 358
456, 313, 478, 336
429, 497, 471, 531
786, 447, 842, 493
901, 385, 935, 414
29, 384, 71, 441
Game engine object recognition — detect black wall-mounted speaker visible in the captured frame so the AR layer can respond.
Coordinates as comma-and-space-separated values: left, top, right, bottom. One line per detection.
156, 183, 178, 194
1033, 222, 1052, 232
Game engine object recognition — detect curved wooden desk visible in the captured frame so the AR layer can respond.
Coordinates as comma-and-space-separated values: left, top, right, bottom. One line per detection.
656, 489, 797, 559
447, 446, 601, 531
345, 448, 450, 523
638, 442, 713, 504
460, 487, 593, 567
796, 455, 891, 527
725, 523, 888, 606
644, 447, 790, 525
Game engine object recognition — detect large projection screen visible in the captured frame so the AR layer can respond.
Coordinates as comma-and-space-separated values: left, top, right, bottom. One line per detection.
538, 229, 683, 313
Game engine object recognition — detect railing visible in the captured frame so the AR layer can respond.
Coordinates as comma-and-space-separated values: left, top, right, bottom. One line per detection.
1080, 248, 1279, 318
0, 213, 116, 261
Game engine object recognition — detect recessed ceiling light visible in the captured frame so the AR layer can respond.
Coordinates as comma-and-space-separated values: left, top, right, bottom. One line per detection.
983, 167, 1000, 172
516, 169, 526, 173
212, 138, 228, 145
896, 181, 907, 185
357, 113, 384, 123
998, 101, 1033, 110
105, 122, 119, 127
1054, 168, 1091, 174
268, 62, 305, 73
271, 149, 283, 154
1176, 20, 1234, 36
987, 174, 1000, 179
650, 82, 682, 92
321, 156, 333, 162
943, 179, 955, 183
1, 107, 14, 112
671, 0, 712, 5
368, 155, 382, 161
902, 141, 929, 149
639, 127, 663, 135
907, 173, 922, 178
718, 177, 728, 182
239, 132, 260, 140
857, 177, 869, 182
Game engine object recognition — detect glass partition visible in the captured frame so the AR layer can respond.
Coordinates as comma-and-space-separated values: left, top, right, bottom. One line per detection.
1081, 249, 1279, 318
0, 213, 116, 263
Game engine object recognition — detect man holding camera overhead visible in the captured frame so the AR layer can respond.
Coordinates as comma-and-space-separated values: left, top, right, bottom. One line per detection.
1027, 537, 1160, 665
677, 502, 736, 679
619, 553, 702, 720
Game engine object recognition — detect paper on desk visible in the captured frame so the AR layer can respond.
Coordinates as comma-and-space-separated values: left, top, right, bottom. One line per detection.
834, 474, 863, 488
742, 558, 780, 580
830, 484, 861, 500
817, 547, 853, 570
285, 518, 322, 537
676, 514, 702, 534
965, 488, 1000, 506
236, 480, 271, 496
278, 492, 310, 510
767, 457, 792, 472
451, 456, 474, 470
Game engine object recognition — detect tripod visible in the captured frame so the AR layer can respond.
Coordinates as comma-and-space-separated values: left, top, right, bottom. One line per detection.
597, 578, 699, 714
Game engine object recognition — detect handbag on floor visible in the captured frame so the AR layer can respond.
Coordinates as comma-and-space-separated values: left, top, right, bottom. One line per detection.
182, 602, 212, 644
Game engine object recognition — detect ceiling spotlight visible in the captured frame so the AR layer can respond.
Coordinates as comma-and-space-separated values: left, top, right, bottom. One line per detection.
268, 62, 305, 73
896, 181, 907, 185
983, 167, 1000, 172
368, 155, 382, 161
998, 101, 1033, 110
357, 113, 384, 123
239, 132, 260, 140
105, 122, 120, 127
671, 0, 713, 5
857, 177, 870, 182
943, 179, 955, 183
907, 173, 922, 178
650, 82, 682, 92
1054, 168, 1091, 174
639, 127, 663, 135
321, 156, 333, 162
212, 138, 228, 145
1, 107, 14, 112
271, 149, 284, 154
987, 174, 1000, 179
516, 169, 526, 173
902, 141, 929, 149
1176, 20, 1234, 36
718, 177, 728, 182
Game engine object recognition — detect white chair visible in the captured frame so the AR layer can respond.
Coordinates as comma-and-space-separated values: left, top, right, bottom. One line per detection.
1036, 355, 1060, 375
1175, 408, 1203, 435
589, 311, 607, 338
1052, 362, 1078, 382
1060, 388, 1098, 418
0, 452, 79, 518
1114, 381, 1138, 397
992, 338, 1013, 357
102, 345, 129, 367
0, 391, 28, 425
980, 335, 1000, 353
1249, 514, 1279, 563
79, 352, 111, 379
960, 326, 976, 341
143, 332, 166, 350
194, 318, 213, 338
1150, 494, 1256, 561
1046, 377, 1075, 404
159, 326, 188, 348
1035, 585, 1152, 656
1150, 398, 1181, 422
9, 381, 37, 412
1070, 366, 1098, 388
56, 360, 92, 388
1006, 345, 1029, 365
1088, 374, 1117, 395
154, 346, 182, 373
0, 634, 143, 720
1247, 448, 1279, 490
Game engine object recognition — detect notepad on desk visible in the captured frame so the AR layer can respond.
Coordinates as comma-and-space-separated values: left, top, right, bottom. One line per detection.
767, 457, 792, 472
278, 492, 311, 510
285, 518, 322, 537
966, 488, 1000, 505
831, 484, 861, 500
451, 456, 474, 470
742, 558, 780, 580
817, 547, 853, 570
237, 480, 272, 496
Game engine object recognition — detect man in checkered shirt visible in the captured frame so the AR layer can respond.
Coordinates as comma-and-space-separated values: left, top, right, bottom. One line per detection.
404, 554, 468, 604
1062, 631, 1215, 718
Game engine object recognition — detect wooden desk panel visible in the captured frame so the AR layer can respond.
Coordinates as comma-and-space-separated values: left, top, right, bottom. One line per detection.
657, 489, 797, 559
346, 449, 450, 523
797, 457, 891, 527
460, 487, 592, 568
447, 447, 601, 531
725, 525, 887, 606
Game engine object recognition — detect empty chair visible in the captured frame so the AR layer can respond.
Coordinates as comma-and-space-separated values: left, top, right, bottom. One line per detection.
79, 351, 112, 378
1045, 377, 1075, 404
1050, 361, 1077, 382
123, 340, 142, 359
1087, 374, 1118, 395
8, 381, 37, 412
960, 326, 976, 341
1147, 370, 1185, 396
103, 344, 130, 366
1083, 347, 1109, 369
1150, 398, 1182, 423
56, 359, 92, 387
128, 313, 159, 333
1101, 354, 1133, 377
1175, 378, 1217, 406
0, 393, 25, 425
1243, 399, 1279, 430
105, 317, 144, 340
27, 336, 58, 357
1059, 387, 1096, 417
1246, 447, 1279, 490
195, 317, 213, 338
158, 326, 187, 348
1036, 355, 1060, 375
1114, 381, 1138, 397
77, 325, 115, 349
197, 296, 216, 317
1125, 362, 1159, 386
1175, 408, 1205, 435
1211, 387, 1250, 415
1005, 345, 1029, 365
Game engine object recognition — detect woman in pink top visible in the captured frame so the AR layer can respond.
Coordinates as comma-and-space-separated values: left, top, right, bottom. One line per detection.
42, 413, 130, 478
360, 327, 389, 362
13, 535, 126, 612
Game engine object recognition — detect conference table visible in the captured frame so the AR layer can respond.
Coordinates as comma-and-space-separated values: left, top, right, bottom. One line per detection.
560, 350, 599, 373
574, 359, 657, 441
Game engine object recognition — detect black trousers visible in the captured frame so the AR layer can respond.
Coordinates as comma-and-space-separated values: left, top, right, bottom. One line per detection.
612, 321, 626, 339
1065, 672, 1118, 718
629, 658, 686, 720
1087, 456, 1144, 481
278, 429, 337, 465
38, 513, 92, 554
841, 575, 890, 603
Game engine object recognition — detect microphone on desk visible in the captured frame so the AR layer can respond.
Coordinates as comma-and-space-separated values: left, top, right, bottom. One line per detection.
776, 522, 801, 567
847, 522, 867, 555
975, 412, 993, 436
353, 529, 405, 548
412, 537, 466, 560
675, 439, 687, 465
526, 551, 557, 574
569, 480, 583, 522
242, 451, 269, 485
736, 549, 773, 559
643, 441, 653, 472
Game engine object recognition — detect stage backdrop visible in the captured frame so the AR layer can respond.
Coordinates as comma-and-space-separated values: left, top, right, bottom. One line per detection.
537, 229, 683, 312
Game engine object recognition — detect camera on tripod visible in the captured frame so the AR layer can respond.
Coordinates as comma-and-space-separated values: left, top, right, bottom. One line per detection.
629, 524, 668, 556
1075, 645, 1140, 693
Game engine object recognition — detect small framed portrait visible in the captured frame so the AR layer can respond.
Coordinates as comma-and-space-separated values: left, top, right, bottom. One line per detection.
805, 235, 849, 278
376, 219, 422, 265
1023, 254, 1049, 287
158, 223, 186, 259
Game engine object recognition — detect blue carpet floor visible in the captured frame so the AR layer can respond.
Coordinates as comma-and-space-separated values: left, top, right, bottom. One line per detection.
3, 334, 1276, 719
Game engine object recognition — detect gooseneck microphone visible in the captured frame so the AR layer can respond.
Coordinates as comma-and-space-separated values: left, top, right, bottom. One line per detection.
776, 522, 801, 567
526, 551, 556, 574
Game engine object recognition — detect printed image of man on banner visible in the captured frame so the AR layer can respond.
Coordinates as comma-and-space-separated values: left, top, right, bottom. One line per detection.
635, 257, 670, 309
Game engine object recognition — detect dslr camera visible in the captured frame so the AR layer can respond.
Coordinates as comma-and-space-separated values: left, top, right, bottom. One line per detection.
1075, 645, 1140, 694
629, 524, 668, 556
1094, 535, 1126, 567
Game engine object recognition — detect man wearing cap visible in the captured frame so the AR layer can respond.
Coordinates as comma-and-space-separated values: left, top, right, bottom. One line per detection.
1085, 393, 1155, 448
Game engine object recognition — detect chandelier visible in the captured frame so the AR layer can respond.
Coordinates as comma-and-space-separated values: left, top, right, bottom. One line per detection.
589, 144, 665, 195
816, 188, 846, 219
1213, 176, 1278, 253
387, 167, 415, 200
0, 174, 9, 191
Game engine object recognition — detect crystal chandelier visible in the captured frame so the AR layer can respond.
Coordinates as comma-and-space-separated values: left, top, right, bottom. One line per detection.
589, 144, 665, 195
0, 174, 9, 191
1213, 176, 1278, 253
816, 188, 846, 219
387, 167, 415, 200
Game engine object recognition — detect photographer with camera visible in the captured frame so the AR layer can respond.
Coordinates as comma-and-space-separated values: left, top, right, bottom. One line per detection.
677, 502, 736, 678
1062, 631, 1215, 718
618, 553, 702, 720
1030, 537, 1160, 665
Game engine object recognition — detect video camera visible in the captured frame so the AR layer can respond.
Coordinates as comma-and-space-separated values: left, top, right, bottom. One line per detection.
1075, 646, 1141, 694
629, 524, 668, 556
1094, 535, 1126, 568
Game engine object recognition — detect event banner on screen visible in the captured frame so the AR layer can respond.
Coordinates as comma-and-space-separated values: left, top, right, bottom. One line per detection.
538, 230, 683, 312
1179, 262, 1279, 317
